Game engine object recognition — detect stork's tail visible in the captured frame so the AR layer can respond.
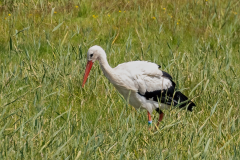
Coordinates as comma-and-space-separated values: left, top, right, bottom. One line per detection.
174, 91, 196, 111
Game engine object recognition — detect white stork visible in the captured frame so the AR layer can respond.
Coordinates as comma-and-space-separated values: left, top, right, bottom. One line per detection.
82, 45, 195, 127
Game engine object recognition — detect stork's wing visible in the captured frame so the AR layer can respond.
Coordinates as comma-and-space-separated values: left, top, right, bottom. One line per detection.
135, 70, 177, 104
135, 69, 195, 111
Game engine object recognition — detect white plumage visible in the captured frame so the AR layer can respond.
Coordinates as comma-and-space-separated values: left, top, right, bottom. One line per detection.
110, 61, 172, 114
82, 45, 195, 127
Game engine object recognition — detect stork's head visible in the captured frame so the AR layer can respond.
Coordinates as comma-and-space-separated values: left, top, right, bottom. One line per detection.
82, 45, 106, 87
87, 45, 106, 62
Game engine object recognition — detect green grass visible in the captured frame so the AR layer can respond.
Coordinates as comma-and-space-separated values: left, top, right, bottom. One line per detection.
0, 0, 240, 159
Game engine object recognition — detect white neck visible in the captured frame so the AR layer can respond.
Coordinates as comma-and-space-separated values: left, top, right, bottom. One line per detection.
96, 48, 135, 91
98, 54, 115, 83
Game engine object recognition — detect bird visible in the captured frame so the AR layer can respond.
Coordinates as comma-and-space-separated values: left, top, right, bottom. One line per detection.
82, 45, 196, 127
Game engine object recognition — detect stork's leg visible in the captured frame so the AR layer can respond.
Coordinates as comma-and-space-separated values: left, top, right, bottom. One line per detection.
147, 111, 152, 127
156, 108, 164, 127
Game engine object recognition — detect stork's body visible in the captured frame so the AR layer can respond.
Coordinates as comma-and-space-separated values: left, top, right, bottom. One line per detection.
105, 61, 175, 113
82, 46, 196, 127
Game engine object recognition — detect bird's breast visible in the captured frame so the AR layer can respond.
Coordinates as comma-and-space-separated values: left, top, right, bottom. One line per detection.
113, 85, 142, 108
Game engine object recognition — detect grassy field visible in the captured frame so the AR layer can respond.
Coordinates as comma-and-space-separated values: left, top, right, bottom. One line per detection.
0, 0, 240, 159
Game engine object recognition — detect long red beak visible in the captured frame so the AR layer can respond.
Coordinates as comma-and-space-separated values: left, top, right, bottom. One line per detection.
82, 61, 94, 87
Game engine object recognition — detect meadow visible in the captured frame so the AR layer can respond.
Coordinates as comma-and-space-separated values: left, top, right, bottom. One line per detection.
0, 0, 240, 159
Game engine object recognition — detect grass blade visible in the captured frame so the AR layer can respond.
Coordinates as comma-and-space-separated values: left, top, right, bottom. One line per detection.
52, 22, 64, 32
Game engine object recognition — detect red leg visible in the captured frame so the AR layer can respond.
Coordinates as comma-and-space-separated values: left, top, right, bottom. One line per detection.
147, 111, 152, 126
156, 111, 164, 127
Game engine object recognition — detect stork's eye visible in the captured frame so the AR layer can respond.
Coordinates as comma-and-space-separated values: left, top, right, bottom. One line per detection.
90, 54, 93, 58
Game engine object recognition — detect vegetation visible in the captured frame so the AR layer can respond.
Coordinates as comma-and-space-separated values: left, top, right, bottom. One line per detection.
0, 0, 239, 159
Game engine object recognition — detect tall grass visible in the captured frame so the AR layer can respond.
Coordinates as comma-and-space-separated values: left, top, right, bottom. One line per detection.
0, 0, 240, 159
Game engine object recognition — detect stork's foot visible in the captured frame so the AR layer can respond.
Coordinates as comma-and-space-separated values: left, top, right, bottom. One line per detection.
147, 110, 164, 130
155, 108, 164, 130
